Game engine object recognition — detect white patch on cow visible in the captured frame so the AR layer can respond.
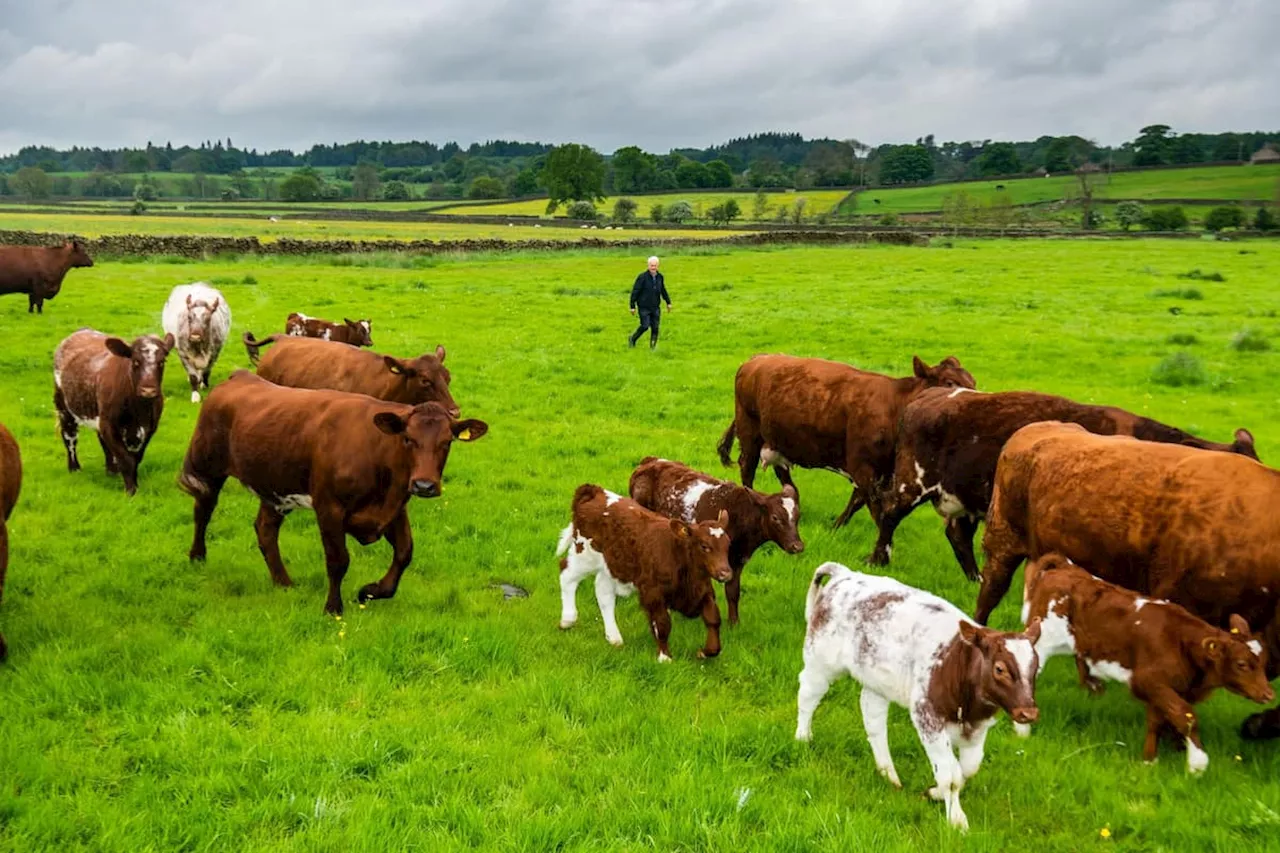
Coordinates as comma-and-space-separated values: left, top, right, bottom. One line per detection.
124, 426, 147, 452
297, 313, 310, 322
1086, 658, 1133, 686
53, 368, 62, 389
761, 447, 791, 469
948, 387, 976, 398
360, 320, 371, 333
76, 416, 100, 432
1007, 638, 1036, 681
1186, 740, 1209, 774
276, 494, 313, 512
604, 490, 623, 507
782, 496, 797, 521
709, 527, 725, 538
935, 490, 966, 519
1249, 640, 1263, 657
913, 462, 943, 502
191, 390, 201, 403
1034, 604, 1075, 657
322, 329, 331, 341
681, 480, 719, 521
1134, 598, 1148, 611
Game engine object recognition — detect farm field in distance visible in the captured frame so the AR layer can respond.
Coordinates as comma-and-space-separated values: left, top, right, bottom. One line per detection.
3, 238, 1280, 850
445, 189, 852, 218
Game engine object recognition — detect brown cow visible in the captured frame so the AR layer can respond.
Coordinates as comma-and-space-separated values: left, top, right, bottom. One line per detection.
0, 422, 20, 661
979, 421, 1280, 737
628, 456, 803, 626
54, 329, 175, 496
285, 313, 374, 347
179, 370, 487, 615
1023, 553, 1273, 772
873, 388, 1256, 577
0, 240, 94, 313
243, 334, 458, 416
717, 354, 975, 529
556, 484, 732, 661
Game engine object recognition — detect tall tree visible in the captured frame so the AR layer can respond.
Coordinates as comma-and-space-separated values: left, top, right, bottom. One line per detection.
540, 144, 605, 212
1132, 124, 1173, 167
351, 163, 381, 201
975, 142, 1020, 176
13, 166, 50, 200
611, 146, 657, 193
878, 145, 934, 184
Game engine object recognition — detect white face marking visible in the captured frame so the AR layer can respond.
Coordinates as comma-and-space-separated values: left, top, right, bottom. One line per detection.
298, 313, 310, 321
1006, 638, 1036, 681
1248, 640, 1263, 657
782, 496, 797, 521
708, 527, 725, 538
1134, 598, 1148, 611
360, 321, 370, 333
681, 480, 718, 521
1186, 739, 1209, 774
604, 490, 622, 507
1086, 659, 1133, 685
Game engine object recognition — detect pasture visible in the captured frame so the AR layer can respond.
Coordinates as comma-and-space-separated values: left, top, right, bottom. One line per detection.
2, 239, 1280, 851
439, 190, 852, 219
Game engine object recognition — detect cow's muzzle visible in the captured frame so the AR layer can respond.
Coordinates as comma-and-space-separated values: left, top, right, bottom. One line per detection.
785, 540, 805, 554
411, 479, 441, 498
138, 387, 160, 399
1011, 707, 1039, 725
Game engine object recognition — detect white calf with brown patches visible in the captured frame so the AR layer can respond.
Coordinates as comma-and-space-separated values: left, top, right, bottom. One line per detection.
796, 562, 1040, 832
162, 282, 231, 403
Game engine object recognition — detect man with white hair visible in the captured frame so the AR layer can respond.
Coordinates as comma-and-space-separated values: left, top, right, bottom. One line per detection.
628, 255, 673, 349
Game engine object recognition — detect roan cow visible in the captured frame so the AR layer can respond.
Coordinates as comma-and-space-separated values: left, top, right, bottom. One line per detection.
162, 282, 232, 403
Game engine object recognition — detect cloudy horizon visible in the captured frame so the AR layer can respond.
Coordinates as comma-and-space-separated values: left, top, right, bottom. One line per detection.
1, 0, 1277, 157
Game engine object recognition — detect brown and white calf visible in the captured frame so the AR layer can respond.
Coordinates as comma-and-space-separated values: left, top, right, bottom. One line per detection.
556, 484, 732, 661
628, 456, 803, 626
0, 422, 20, 661
1023, 553, 1274, 773
162, 282, 232, 402
54, 329, 175, 496
797, 562, 1040, 831
285, 313, 373, 347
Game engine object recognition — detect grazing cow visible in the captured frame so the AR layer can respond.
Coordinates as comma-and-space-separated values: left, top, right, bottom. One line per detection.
796, 562, 1040, 832
53, 329, 175, 496
179, 371, 487, 615
0, 240, 94, 313
555, 484, 732, 661
717, 354, 975, 529
0, 422, 20, 661
1022, 553, 1273, 773
162, 282, 232, 403
243, 334, 458, 415
285, 313, 374, 348
874, 388, 1257, 577
979, 421, 1280, 737
628, 456, 803, 626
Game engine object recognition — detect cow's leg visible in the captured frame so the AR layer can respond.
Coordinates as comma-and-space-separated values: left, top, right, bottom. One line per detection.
913, 712, 967, 831
794, 662, 834, 742
866, 499, 911, 565
316, 509, 350, 616
593, 570, 624, 647
98, 427, 138, 495
859, 688, 901, 787
1142, 685, 1206, 773
724, 566, 743, 627
201, 366, 213, 392
187, 476, 226, 562
832, 489, 866, 529
957, 719, 994, 781
646, 602, 674, 662
55, 392, 80, 472
735, 415, 763, 489
357, 508, 413, 603
254, 503, 293, 587
97, 433, 119, 474
772, 462, 796, 491
944, 515, 982, 582
186, 364, 203, 403
973, 550, 1025, 625
696, 592, 722, 659
558, 545, 600, 630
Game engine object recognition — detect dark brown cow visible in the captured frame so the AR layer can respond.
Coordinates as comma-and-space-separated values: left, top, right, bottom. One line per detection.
979, 421, 1280, 737
0, 240, 94, 313
1023, 554, 1273, 772
628, 456, 803, 626
0, 422, 20, 661
285, 313, 374, 347
717, 354, 976, 528
54, 329, 175, 496
243, 334, 458, 416
872, 388, 1256, 577
556, 484, 732, 661
179, 370, 487, 615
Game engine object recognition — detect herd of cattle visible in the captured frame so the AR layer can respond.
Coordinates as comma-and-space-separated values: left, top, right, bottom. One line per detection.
2, 240, 1280, 830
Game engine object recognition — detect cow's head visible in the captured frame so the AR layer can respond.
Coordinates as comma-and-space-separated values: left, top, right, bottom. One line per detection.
105, 333, 175, 399
64, 239, 94, 268
913, 355, 976, 390
344, 318, 374, 348
1203, 615, 1274, 704
671, 510, 733, 582
958, 618, 1041, 726
372, 401, 487, 498
184, 293, 222, 345
383, 344, 458, 416
757, 484, 804, 554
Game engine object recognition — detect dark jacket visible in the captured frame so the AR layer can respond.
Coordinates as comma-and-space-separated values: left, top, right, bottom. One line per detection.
630, 271, 671, 311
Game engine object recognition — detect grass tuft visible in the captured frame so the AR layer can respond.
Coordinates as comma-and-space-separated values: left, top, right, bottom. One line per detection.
1152, 351, 1207, 386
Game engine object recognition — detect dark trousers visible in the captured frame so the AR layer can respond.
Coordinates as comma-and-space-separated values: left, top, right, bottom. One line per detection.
629, 308, 661, 347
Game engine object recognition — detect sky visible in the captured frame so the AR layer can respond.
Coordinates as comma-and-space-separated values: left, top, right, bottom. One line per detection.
0, 0, 1277, 155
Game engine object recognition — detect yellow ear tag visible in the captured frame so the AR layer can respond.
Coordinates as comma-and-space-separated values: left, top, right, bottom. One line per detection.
458, 428, 471, 441
1231, 628, 1240, 634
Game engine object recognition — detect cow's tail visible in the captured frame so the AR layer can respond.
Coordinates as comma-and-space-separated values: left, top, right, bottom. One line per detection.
717, 420, 737, 467
555, 524, 575, 558
805, 562, 842, 625
242, 331, 277, 365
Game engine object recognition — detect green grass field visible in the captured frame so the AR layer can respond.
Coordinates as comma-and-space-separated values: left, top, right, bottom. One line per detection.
49, 200, 460, 213
847, 165, 1280, 214
442, 190, 851, 219
2, 239, 1280, 851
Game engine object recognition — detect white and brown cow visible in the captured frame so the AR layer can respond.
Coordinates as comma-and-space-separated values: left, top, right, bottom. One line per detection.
285, 313, 373, 347
162, 282, 231, 402
796, 562, 1040, 832
54, 329, 175, 496
628, 456, 802, 626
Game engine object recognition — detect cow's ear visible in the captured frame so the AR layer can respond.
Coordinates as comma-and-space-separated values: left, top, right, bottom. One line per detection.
958, 620, 981, 646
715, 509, 729, 527
942, 355, 961, 368
384, 356, 406, 375
451, 419, 488, 442
1022, 617, 1042, 645
435, 344, 446, 364
912, 355, 929, 379
1202, 636, 1222, 660
782, 484, 798, 501
373, 412, 407, 435
669, 518, 689, 538
1229, 614, 1251, 638
1235, 428, 1256, 449
105, 337, 133, 358
162, 333, 176, 350
344, 318, 355, 326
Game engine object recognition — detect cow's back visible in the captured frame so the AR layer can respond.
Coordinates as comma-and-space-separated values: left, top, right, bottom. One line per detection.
54, 330, 118, 417
256, 337, 385, 396
0, 246, 43, 293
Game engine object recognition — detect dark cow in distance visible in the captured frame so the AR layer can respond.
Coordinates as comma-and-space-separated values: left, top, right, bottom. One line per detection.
629, 456, 803, 626
979, 421, 1280, 737
873, 388, 1257, 578
0, 422, 21, 661
180, 371, 487, 615
717, 354, 975, 528
285, 313, 374, 348
54, 329, 175, 495
0, 240, 94, 313
243, 334, 458, 415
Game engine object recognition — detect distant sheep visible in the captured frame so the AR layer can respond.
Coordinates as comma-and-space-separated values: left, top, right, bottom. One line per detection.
162, 282, 231, 403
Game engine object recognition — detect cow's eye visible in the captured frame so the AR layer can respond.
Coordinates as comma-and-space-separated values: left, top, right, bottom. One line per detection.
994, 662, 1007, 677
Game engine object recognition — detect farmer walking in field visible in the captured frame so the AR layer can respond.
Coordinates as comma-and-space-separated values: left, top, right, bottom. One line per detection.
629, 255, 672, 349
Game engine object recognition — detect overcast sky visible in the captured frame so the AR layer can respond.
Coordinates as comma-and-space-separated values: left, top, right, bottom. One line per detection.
0, 0, 1276, 155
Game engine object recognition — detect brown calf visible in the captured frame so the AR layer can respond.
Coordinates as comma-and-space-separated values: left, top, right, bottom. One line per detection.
243, 334, 458, 415
0, 422, 20, 661
875, 387, 1256, 577
0, 240, 94, 313
628, 456, 803, 626
285, 313, 374, 347
1023, 553, 1273, 772
180, 371, 487, 614
717, 354, 975, 530
54, 329, 175, 495
556, 484, 732, 661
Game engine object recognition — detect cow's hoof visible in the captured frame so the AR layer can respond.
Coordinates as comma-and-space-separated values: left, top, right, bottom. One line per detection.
189, 550, 206, 562
657, 653, 673, 663
191, 391, 201, 403
558, 619, 576, 631
356, 583, 381, 603
864, 551, 889, 567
